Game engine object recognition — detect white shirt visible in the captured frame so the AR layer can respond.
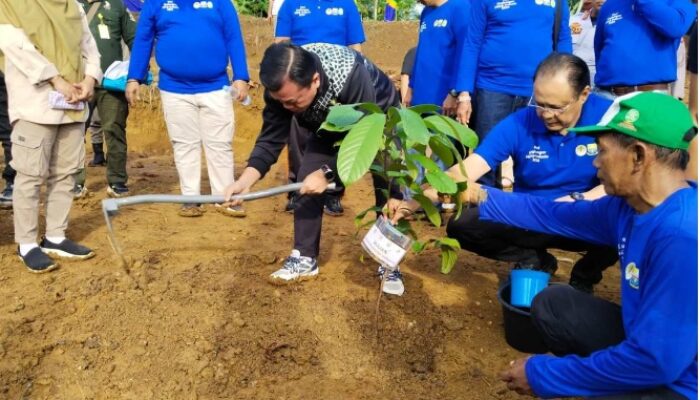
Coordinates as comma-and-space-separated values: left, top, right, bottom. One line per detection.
570, 11, 597, 82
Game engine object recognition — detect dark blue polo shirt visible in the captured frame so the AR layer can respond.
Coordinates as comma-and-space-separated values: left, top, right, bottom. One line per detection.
275, 0, 365, 46
410, 0, 470, 107
475, 94, 612, 199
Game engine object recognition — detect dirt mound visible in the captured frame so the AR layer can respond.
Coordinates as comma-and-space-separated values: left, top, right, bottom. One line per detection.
0, 16, 620, 399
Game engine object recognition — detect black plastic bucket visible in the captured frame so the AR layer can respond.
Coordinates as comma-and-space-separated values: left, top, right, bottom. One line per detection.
497, 281, 549, 354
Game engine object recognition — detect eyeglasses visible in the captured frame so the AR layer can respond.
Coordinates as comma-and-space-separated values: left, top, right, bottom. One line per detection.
527, 96, 576, 115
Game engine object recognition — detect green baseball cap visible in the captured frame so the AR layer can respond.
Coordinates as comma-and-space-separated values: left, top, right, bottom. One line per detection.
570, 92, 697, 150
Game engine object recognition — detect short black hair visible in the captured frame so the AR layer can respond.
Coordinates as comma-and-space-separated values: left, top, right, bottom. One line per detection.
605, 131, 690, 170
259, 42, 318, 92
534, 52, 591, 96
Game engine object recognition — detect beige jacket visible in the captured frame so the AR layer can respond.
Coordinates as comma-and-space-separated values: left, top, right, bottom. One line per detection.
0, 6, 102, 125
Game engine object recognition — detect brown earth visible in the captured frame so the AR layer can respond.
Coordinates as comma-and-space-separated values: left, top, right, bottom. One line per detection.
0, 17, 621, 400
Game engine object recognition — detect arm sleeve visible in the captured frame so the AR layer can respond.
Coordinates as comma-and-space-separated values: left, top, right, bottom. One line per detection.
556, 0, 573, 53
455, 0, 486, 93
246, 91, 294, 177
0, 25, 60, 84
79, 6, 103, 82
127, 0, 156, 81
479, 188, 619, 247
121, 4, 137, 50
274, 0, 292, 38
473, 113, 519, 170
634, 0, 697, 38
593, 10, 604, 65
401, 47, 416, 76
450, 5, 471, 89
345, 1, 366, 45
526, 234, 698, 398
221, 1, 250, 82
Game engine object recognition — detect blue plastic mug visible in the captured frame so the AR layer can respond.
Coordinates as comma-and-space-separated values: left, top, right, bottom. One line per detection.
510, 269, 551, 308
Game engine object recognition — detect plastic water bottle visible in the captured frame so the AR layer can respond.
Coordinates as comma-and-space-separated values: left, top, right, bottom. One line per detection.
222, 85, 251, 106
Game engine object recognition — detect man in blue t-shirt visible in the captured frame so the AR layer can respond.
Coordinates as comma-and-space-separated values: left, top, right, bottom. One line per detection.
593, 0, 696, 98
487, 93, 697, 399
442, 54, 617, 293
453, 0, 572, 188
408, 0, 469, 115
274, 0, 366, 216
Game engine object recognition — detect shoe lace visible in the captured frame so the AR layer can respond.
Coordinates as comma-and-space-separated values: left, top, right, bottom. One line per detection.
378, 266, 401, 282
282, 256, 301, 273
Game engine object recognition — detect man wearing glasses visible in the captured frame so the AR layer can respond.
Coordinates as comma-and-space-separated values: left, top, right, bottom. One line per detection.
438, 53, 618, 292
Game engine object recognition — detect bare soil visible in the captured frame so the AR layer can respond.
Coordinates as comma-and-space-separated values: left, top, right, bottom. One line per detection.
0, 17, 620, 400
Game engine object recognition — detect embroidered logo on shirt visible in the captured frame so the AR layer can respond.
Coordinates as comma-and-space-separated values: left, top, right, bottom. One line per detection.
606, 12, 623, 25
586, 143, 598, 156
162, 0, 178, 11
433, 19, 448, 28
625, 262, 640, 289
618, 236, 627, 259
525, 146, 549, 162
494, 0, 517, 10
570, 22, 583, 34
535, 0, 556, 8
294, 6, 311, 17
193, 1, 213, 9
575, 144, 587, 156
420, 21, 427, 32
325, 7, 345, 15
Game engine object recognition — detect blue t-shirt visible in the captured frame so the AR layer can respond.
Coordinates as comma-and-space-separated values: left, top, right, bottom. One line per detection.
481, 185, 698, 399
594, 0, 697, 87
128, 0, 250, 94
455, 0, 573, 96
475, 94, 612, 199
275, 0, 365, 46
410, 0, 470, 107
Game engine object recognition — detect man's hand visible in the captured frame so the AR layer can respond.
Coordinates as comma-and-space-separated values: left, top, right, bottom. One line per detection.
300, 169, 330, 195
456, 92, 472, 125
460, 182, 489, 205
232, 80, 249, 103
499, 358, 534, 396
442, 93, 457, 117
50, 76, 80, 103
223, 180, 252, 207
125, 81, 140, 107
386, 198, 420, 225
74, 76, 96, 101
401, 87, 412, 107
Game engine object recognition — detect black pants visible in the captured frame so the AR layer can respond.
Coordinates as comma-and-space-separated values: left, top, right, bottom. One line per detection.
445, 206, 618, 287
531, 286, 687, 399
0, 74, 15, 186
294, 132, 388, 257
287, 117, 343, 197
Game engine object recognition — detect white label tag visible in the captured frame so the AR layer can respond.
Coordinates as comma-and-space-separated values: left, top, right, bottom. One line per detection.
361, 218, 412, 270
98, 24, 110, 39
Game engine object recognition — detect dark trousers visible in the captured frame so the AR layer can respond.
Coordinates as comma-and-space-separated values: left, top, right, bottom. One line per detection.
294, 133, 388, 257
531, 286, 687, 399
287, 117, 343, 197
445, 206, 618, 287
473, 88, 529, 188
0, 74, 15, 186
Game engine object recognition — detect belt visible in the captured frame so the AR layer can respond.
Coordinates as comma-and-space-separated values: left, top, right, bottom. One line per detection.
599, 83, 671, 96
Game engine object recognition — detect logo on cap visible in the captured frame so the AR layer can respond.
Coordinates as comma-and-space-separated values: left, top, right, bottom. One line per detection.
618, 108, 639, 131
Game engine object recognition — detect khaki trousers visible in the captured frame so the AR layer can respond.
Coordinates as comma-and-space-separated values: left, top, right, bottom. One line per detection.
160, 90, 234, 196
10, 121, 84, 243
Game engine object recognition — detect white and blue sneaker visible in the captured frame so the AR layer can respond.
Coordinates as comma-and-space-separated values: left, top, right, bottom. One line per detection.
378, 265, 405, 296
268, 250, 319, 284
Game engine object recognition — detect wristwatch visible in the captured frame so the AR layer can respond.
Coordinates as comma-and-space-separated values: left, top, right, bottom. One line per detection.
569, 192, 585, 201
449, 89, 459, 98
320, 164, 335, 181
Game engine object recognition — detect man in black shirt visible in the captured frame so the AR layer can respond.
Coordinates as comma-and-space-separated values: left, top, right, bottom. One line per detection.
224, 42, 400, 284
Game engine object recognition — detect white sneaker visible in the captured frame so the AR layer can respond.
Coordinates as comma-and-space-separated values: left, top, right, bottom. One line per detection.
268, 250, 319, 284
378, 265, 405, 296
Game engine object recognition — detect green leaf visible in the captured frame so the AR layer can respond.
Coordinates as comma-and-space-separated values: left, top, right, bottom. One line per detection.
354, 205, 382, 228
387, 107, 401, 130
428, 135, 455, 166
424, 115, 479, 149
398, 108, 430, 145
326, 104, 364, 128
412, 193, 441, 227
319, 121, 354, 132
440, 247, 458, 274
425, 170, 458, 194
337, 113, 386, 185
356, 102, 383, 114
407, 152, 441, 173
411, 240, 427, 253
409, 104, 441, 115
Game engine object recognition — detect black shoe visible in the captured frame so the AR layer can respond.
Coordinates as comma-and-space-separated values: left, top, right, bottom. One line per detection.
323, 195, 344, 216
514, 253, 558, 275
569, 279, 594, 294
107, 183, 129, 198
0, 183, 12, 209
88, 143, 106, 167
40, 237, 95, 260
285, 192, 298, 213
18, 247, 58, 273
